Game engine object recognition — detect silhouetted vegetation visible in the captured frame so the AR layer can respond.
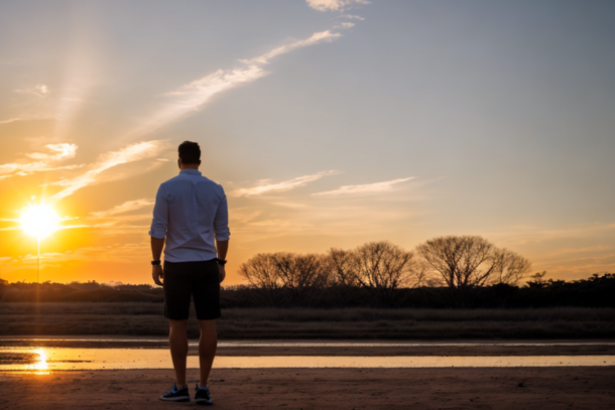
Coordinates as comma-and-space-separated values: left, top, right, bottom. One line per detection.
0, 280, 163, 303
417, 236, 531, 307
1, 273, 613, 309
222, 273, 615, 309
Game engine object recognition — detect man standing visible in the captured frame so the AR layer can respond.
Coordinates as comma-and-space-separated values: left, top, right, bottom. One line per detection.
149, 141, 230, 405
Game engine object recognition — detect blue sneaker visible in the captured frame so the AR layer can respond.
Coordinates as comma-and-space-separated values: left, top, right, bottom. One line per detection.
195, 383, 213, 405
160, 382, 190, 402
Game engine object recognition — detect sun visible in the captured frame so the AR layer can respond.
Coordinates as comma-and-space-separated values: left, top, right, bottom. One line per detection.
20, 204, 61, 240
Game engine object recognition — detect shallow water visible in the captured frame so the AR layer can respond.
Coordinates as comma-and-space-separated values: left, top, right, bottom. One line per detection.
0, 347, 614, 372
2, 337, 615, 348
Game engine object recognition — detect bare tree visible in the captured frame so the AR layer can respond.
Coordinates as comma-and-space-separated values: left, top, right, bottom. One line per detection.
291, 254, 331, 289
325, 248, 364, 305
327, 248, 359, 287
271, 252, 330, 303
416, 235, 531, 305
347, 241, 423, 306
239, 253, 280, 306
491, 248, 532, 285
240, 252, 331, 306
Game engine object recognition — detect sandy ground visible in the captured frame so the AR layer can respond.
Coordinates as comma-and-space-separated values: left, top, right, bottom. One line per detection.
1, 367, 614, 410
2, 339, 614, 409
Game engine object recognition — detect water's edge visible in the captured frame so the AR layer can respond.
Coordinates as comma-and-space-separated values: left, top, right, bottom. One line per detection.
1, 346, 614, 372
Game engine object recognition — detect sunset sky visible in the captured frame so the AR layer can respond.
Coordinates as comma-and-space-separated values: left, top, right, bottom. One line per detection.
1, 0, 614, 285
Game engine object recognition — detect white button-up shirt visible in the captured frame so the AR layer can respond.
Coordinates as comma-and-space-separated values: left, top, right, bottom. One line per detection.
149, 169, 230, 263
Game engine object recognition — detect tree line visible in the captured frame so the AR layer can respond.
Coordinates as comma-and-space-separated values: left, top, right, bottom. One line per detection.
1, 235, 613, 308
239, 236, 532, 307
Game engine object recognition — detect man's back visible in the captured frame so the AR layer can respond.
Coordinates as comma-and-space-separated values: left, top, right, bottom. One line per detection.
150, 141, 229, 404
149, 168, 230, 263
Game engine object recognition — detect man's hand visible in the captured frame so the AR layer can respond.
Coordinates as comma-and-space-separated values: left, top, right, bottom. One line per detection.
218, 264, 226, 284
152, 265, 164, 286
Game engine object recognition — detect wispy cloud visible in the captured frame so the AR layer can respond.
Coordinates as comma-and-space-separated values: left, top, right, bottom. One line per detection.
0, 116, 55, 125
89, 198, 154, 219
0, 143, 82, 179
26, 143, 77, 161
0, 118, 21, 125
313, 177, 415, 196
239, 30, 341, 65
124, 29, 345, 140
334, 22, 355, 29
125, 66, 267, 140
49, 140, 171, 200
307, 0, 370, 12
15, 84, 50, 97
232, 170, 341, 197
339, 14, 365, 20
229, 208, 262, 224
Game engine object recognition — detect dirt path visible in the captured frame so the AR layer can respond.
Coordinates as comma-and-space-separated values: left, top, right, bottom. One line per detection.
1, 367, 614, 410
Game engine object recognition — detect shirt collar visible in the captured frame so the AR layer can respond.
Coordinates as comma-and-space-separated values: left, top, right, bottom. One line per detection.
180, 169, 202, 176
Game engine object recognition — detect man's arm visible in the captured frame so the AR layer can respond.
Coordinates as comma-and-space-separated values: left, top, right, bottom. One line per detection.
216, 240, 229, 283
213, 190, 230, 283
151, 236, 165, 260
149, 184, 168, 286
151, 236, 165, 286
216, 240, 229, 261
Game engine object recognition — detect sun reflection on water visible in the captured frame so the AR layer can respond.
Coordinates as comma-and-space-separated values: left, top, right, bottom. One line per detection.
24, 348, 49, 374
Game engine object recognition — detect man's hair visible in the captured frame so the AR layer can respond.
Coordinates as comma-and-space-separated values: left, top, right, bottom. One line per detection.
178, 141, 201, 164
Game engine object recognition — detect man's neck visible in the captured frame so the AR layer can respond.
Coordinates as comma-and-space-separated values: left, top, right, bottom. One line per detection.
180, 165, 199, 170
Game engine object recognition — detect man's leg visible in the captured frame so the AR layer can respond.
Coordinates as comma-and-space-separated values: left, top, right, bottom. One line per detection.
169, 319, 189, 387
197, 319, 217, 387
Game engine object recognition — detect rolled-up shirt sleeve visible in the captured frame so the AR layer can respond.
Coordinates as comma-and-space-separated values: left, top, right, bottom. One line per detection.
149, 184, 168, 239
213, 192, 230, 241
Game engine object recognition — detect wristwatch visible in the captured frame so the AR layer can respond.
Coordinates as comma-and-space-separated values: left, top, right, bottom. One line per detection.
151, 260, 161, 266
216, 259, 227, 266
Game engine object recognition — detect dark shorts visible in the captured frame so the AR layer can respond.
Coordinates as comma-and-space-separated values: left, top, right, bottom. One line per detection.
163, 259, 221, 321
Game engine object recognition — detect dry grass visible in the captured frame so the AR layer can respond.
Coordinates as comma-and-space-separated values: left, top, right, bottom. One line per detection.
1, 303, 614, 339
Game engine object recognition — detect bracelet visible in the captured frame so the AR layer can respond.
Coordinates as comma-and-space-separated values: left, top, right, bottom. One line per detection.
151, 260, 161, 266
216, 258, 227, 266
